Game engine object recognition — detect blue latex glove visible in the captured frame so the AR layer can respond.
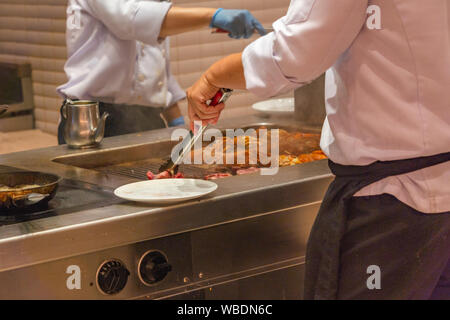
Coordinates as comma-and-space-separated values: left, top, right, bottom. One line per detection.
168, 116, 185, 127
210, 8, 266, 39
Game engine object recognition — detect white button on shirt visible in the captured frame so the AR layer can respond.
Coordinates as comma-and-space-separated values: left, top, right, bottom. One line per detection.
242, 0, 450, 213
57, 0, 185, 108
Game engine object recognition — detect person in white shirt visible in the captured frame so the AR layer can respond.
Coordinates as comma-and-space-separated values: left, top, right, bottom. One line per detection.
57, 0, 265, 143
186, 0, 450, 299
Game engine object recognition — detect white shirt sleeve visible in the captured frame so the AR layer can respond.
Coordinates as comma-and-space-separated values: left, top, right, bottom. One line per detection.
242, 0, 368, 98
167, 73, 186, 106
80, 0, 172, 45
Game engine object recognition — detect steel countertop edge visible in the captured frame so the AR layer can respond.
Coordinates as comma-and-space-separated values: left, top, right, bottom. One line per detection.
0, 115, 333, 272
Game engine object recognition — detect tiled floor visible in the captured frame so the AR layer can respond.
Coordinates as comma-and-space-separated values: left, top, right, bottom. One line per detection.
0, 130, 57, 155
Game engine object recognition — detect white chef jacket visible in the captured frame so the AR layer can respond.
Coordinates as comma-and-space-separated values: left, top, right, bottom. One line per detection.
242, 0, 450, 214
57, 0, 185, 108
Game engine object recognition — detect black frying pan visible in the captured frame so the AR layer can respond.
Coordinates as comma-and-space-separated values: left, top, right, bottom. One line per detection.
0, 172, 62, 210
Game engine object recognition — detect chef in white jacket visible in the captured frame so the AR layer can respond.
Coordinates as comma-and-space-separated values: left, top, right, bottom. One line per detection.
186, 0, 450, 299
57, 0, 265, 143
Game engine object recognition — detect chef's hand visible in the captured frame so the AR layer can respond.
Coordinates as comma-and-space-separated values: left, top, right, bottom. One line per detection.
210, 8, 266, 39
187, 75, 225, 131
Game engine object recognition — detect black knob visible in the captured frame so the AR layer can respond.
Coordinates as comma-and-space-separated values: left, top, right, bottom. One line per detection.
97, 260, 130, 295
138, 251, 172, 285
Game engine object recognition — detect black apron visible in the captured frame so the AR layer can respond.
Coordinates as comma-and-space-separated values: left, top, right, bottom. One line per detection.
304, 151, 450, 300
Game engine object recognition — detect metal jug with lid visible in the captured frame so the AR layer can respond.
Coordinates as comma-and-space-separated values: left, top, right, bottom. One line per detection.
61, 100, 109, 149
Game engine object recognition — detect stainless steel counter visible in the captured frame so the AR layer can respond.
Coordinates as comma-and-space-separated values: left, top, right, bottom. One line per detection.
0, 115, 333, 299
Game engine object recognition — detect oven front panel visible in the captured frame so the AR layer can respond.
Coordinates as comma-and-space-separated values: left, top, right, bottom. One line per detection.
0, 202, 319, 300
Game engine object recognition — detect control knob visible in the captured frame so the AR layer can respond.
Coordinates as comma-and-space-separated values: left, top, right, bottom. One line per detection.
96, 259, 130, 295
138, 250, 172, 286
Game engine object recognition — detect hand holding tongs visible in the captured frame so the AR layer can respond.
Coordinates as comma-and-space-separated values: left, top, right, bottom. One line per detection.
159, 88, 233, 175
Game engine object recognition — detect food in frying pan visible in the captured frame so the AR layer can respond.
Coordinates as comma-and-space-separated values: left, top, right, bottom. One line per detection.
0, 184, 41, 191
0, 172, 61, 210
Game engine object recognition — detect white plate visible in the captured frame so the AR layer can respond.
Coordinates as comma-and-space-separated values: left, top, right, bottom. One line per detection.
114, 179, 218, 205
252, 98, 295, 116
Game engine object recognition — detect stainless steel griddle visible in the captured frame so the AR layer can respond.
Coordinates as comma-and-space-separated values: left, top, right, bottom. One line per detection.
0, 115, 333, 300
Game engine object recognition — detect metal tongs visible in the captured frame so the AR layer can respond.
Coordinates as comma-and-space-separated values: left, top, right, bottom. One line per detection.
159, 88, 233, 175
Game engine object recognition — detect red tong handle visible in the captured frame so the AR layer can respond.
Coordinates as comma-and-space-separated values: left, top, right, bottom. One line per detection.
214, 28, 228, 34
208, 88, 233, 106
209, 90, 224, 106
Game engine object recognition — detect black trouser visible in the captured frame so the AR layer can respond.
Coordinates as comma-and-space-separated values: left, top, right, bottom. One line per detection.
58, 102, 166, 145
304, 152, 450, 300
338, 194, 449, 299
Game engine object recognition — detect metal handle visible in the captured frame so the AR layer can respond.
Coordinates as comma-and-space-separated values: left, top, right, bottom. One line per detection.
60, 99, 71, 119
12, 193, 49, 206
60, 98, 77, 119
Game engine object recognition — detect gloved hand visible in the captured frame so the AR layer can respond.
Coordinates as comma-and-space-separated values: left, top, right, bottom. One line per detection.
210, 8, 266, 39
168, 116, 185, 127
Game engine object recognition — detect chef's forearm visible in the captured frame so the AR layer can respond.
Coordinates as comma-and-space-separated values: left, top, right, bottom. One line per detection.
159, 7, 216, 37
204, 53, 247, 90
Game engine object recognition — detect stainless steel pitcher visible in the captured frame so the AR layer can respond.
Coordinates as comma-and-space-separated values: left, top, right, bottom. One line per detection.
61, 100, 109, 149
